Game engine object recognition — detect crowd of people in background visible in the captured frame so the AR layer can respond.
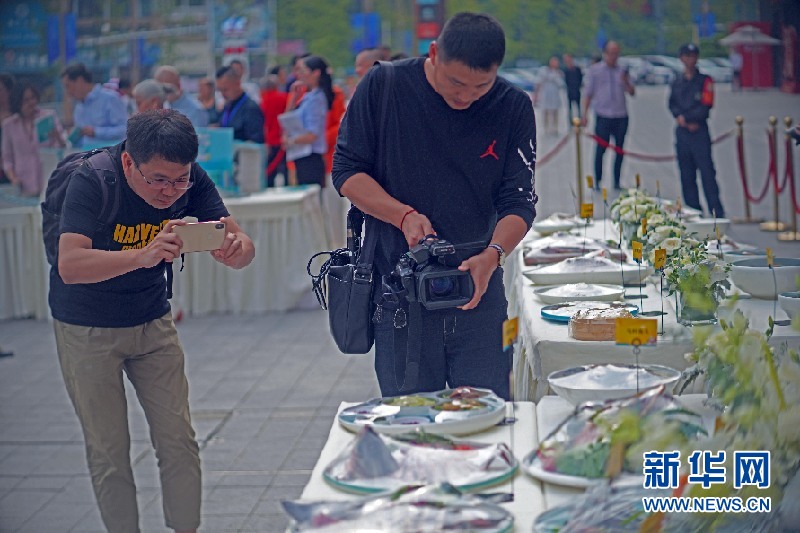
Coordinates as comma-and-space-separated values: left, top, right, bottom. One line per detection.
0, 43, 409, 199
0, 38, 730, 219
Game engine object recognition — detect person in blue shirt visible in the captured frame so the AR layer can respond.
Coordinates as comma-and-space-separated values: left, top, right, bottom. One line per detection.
61, 63, 127, 147
215, 65, 264, 144
284, 55, 333, 186
154, 66, 209, 129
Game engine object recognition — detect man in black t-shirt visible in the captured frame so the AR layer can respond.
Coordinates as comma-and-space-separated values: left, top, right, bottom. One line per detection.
50, 110, 255, 533
333, 12, 537, 400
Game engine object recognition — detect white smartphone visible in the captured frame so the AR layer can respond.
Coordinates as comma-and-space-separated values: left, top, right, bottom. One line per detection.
173, 221, 226, 253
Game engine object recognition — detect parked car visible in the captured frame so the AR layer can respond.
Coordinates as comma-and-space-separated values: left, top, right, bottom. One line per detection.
498, 69, 535, 94
698, 58, 732, 83
618, 56, 651, 85
642, 55, 684, 79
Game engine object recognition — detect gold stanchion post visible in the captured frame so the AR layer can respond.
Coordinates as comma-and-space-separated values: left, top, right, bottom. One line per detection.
778, 116, 800, 241
732, 116, 763, 223
761, 116, 787, 231
573, 117, 583, 212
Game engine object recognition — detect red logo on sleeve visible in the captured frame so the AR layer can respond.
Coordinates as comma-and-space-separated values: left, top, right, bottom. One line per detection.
701, 77, 714, 106
480, 140, 499, 160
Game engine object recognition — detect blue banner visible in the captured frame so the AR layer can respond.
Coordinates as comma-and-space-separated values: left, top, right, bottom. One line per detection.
350, 13, 381, 55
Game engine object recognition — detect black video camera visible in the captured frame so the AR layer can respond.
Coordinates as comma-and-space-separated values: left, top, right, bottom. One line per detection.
392, 236, 486, 310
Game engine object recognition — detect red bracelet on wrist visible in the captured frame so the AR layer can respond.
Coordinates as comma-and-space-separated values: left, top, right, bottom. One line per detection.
400, 208, 417, 230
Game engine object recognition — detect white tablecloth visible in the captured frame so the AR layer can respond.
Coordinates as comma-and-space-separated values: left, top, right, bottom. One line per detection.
299, 395, 712, 530
301, 401, 546, 532
512, 220, 800, 401
1, 185, 329, 320
0, 206, 48, 320
178, 185, 329, 314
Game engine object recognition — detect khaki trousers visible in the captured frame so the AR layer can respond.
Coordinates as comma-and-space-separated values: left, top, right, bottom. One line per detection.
54, 313, 200, 533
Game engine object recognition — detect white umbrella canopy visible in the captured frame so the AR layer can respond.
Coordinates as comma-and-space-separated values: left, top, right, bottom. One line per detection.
719, 25, 781, 47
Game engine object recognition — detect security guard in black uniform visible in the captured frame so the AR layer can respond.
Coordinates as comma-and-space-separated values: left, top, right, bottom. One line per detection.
668, 43, 725, 217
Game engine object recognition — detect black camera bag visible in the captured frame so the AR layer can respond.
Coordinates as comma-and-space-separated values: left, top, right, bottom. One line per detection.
326, 208, 377, 353
310, 61, 394, 354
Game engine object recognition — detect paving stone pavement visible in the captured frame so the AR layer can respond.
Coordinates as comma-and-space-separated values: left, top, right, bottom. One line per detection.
1, 83, 798, 533
0, 312, 380, 532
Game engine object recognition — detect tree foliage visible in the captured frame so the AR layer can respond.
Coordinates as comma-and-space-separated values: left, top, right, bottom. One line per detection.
272, 0, 756, 68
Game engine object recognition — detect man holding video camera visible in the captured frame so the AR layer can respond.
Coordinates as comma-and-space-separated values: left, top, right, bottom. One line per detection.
48, 109, 254, 533
332, 12, 537, 400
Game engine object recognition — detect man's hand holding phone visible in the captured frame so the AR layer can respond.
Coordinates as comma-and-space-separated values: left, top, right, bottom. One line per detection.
140, 219, 185, 268
211, 216, 252, 268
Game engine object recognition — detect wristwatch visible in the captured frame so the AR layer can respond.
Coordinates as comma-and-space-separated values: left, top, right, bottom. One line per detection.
487, 243, 506, 267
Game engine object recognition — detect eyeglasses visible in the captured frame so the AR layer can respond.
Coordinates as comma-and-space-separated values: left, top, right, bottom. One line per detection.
133, 160, 193, 190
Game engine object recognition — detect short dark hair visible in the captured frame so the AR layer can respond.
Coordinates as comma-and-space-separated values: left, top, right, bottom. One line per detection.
10, 83, 39, 114
215, 65, 239, 81
437, 12, 505, 70
61, 63, 93, 83
126, 109, 198, 166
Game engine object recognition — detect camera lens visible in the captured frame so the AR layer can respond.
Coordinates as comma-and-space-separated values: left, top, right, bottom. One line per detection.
428, 276, 455, 297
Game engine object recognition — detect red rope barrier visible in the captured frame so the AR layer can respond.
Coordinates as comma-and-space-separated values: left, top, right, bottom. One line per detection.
536, 131, 572, 167
736, 131, 773, 204
587, 133, 674, 161
584, 128, 735, 163
266, 148, 286, 176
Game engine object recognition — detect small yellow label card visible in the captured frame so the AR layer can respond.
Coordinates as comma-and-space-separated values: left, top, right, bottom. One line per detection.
580, 202, 594, 219
502, 317, 519, 350
586, 175, 594, 189
766, 247, 774, 267
602, 188, 608, 201
615, 317, 658, 346
632, 240, 643, 262
654, 248, 667, 270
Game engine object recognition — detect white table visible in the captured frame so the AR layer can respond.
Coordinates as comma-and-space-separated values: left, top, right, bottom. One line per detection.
512, 221, 800, 401
301, 401, 547, 532
299, 394, 712, 530
1, 185, 329, 320
0, 206, 49, 320
178, 185, 329, 314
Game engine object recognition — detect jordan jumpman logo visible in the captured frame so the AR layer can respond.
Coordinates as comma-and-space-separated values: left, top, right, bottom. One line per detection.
480, 140, 499, 160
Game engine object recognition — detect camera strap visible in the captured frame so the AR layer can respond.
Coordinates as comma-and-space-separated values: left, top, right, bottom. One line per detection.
377, 274, 422, 392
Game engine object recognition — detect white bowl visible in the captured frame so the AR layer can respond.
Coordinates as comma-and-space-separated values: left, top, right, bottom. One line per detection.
683, 218, 730, 240
547, 364, 681, 406
779, 292, 800, 319
722, 249, 765, 264
730, 258, 800, 300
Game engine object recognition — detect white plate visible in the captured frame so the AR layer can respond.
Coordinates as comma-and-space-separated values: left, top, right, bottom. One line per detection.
534, 284, 624, 304
547, 364, 681, 406
338, 389, 507, 436
684, 218, 730, 239
522, 454, 616, 488
532, 221, 576, 235
523, 263, 653, 285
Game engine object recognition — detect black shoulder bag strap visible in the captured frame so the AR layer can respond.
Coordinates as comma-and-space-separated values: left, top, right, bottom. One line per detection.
368, 62, 420, 393
351, 61, 395, 285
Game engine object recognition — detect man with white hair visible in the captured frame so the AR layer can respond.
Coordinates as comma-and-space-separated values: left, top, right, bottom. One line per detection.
154, 66, 208, 128
132, 79, 170, 113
